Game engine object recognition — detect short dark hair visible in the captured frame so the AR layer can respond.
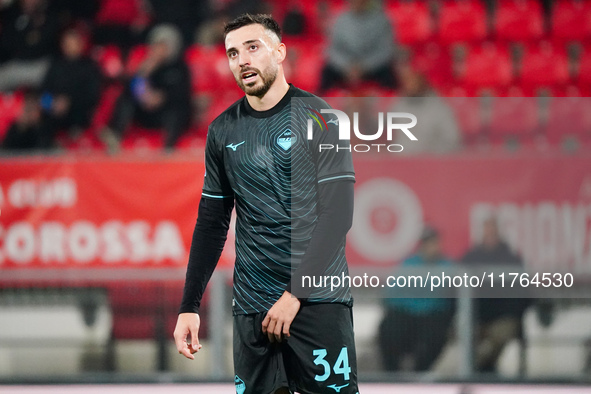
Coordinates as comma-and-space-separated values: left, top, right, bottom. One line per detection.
224, 13, 282, 41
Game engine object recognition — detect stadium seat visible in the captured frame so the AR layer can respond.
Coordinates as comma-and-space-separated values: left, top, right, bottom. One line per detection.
92, 45, 123, 79
284, 39, 324, 93
411, 43, 453, 90
543, 93, 591, 145
438, 0, 488, 45
185, 45, 236, 94
487, 92, 539, 145
551, 0, 591, 43
519, 42, 570, 90
457, 42, 513, 90
95, 0, 145, 26
125, 45, 148, 76
0, 92, 24, 141
176, 129, 205, 150
385, 1, 433, 46
494, 0, 544, 42
120, 126, 165, 151
577, 45, 591, 89
445, 94, 484, 144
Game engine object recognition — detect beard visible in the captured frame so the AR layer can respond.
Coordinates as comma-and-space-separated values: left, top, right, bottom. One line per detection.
235, 64, 278, 98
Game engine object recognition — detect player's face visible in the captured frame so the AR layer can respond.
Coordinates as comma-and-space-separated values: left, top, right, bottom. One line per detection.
225, 24, 281, 97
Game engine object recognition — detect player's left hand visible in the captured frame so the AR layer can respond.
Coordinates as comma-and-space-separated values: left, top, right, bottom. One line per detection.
262, 291, 301, 343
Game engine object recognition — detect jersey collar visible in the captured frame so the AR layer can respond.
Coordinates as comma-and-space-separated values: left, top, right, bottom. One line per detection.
242, 84, 296, 119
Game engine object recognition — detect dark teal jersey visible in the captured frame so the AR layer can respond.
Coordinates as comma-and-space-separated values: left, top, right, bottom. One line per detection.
202, 85, 355, 315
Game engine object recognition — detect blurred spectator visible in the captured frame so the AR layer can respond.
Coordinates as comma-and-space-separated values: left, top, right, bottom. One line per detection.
0, 0, 60, 91
379, 227, 455, 371
462, 217, 530, 373
320, 0, 397, 92
146, 0, 211, 47
197, 1, 268, 46
394, 67, 461, 154
50, 0, 99, 25
2, 92, 42, 151
101, 24, 191, 150
93, 0, 150, 50
38, 27, 101, 149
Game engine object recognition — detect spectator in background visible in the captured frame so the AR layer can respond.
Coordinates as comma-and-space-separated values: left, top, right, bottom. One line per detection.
320, 0, 397, 92
38, 27, 101, 149
2, 92, 42, 151
93, 0, 150, 50
394, 66, 461, 154
146, 0, 211, 47
0, 0, 60, 91
379, 227, 455, 371
101, 24, 191, 151
462, 216, 530, 372
50, 0, 99, 26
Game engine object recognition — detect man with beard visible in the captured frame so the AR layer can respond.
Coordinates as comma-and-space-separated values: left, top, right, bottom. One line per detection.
173, 14, 359, 394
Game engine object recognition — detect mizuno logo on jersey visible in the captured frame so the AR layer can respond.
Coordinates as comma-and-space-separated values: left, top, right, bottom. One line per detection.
327, 383, 350, 392
226, 141, 245, 151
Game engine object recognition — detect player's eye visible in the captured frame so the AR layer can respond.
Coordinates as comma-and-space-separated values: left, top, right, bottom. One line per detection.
249, 44, 258, 51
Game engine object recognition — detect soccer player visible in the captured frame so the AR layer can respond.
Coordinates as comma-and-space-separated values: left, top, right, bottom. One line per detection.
173, 14, 359, 394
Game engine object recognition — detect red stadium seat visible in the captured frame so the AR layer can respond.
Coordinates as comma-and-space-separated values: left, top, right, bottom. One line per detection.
95, 0, 145, 26
543, 93, 591, 144
578, 46, 591, 89
412, 43, 453, 90
494, 0, 544, 42
92, 45, 123, 79
284, 39, 324, 93
551, 1, 591, 42
176, 129, 205, 150
0, 92, 24, 141
301, 0, 346, 38
458, 42, 513, 90
125, 45, 148, 76
487, 92, 539, 144
438, 0, 488, 45
120, 126, 165, 151
519, 42, 570, 90
445, 95, 484, 144
386, 1, 433, 46
185, 45, 236, 94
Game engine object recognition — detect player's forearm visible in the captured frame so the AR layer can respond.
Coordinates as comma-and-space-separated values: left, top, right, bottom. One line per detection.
287, 181, 354, 299
179, 196, 234, 314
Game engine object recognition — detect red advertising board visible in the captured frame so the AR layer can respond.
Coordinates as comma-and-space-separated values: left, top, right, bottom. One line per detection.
1, 152, 590, 283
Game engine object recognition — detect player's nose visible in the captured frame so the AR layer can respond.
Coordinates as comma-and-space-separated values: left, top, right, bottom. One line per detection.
238, 53, 251, 67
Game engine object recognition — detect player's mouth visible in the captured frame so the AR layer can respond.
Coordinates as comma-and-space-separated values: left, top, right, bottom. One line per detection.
241, 71, 258, 83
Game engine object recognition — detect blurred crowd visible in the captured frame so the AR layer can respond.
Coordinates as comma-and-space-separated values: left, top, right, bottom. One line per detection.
0, 0, 589, 152
380, 217, 531, 374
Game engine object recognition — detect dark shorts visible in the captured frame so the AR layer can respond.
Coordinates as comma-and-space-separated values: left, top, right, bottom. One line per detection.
233, 303, 359, 394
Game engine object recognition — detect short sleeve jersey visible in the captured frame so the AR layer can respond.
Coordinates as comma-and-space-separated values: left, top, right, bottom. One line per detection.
203, 85, 355, 315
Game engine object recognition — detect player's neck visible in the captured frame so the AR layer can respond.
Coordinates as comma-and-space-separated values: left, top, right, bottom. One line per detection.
245, 78, 290, 112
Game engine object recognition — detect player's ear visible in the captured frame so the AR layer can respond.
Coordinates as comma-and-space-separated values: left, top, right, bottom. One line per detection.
276, 42, 287, 64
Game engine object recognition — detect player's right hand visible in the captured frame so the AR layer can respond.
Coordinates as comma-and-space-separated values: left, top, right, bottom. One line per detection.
173, 313, 202, 360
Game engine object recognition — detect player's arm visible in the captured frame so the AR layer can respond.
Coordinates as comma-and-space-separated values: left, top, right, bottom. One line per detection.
174, 196, 234, 359
288, 179, 354, 297
262, 180, 354, 343
174, 123, 234, 359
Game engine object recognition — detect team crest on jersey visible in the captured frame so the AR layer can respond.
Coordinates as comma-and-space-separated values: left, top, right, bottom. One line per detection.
277, 129, 296, 151
235, 375, 246, 394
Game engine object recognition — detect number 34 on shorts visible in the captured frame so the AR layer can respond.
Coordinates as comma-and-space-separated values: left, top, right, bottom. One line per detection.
313, 347, 354, 392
